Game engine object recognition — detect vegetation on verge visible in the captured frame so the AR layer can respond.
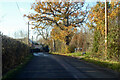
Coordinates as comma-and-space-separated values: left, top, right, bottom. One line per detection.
50, 52, 120, 72
2, 54, 33, 80
87, 1, 120, 61
82, 57, 120, 72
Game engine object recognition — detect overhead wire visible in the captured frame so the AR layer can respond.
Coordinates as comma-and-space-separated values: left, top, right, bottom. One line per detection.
16, 2, 27, 23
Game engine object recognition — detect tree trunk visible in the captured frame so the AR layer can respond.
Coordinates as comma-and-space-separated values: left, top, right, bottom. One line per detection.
65, 36, 70, 45
53, 39, 56, 52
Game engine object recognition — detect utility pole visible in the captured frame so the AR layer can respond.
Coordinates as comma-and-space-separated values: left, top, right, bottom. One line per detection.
53, 39, 55, 52
28, 21, 29, 46
105, 0, 108, 59
32, 36, 33, 47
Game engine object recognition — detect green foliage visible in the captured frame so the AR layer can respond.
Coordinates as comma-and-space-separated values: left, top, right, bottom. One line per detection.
82, 57, 120, 72
67, 52, 82, 56
89, 1, 120, 61
68, 45, 75, 53
51, 52, 91, 58
92, 30, 100, 53
107, 18, 120, 61
92, 29, 105, 59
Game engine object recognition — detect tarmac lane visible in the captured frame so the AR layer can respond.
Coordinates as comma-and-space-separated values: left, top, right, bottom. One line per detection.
14, 52, 75, 79
12, 52, 119, 80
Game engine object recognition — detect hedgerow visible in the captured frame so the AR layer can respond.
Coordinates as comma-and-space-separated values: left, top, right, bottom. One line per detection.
1, 35, 30, 75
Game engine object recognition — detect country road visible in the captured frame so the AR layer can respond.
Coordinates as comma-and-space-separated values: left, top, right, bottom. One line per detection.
12, 52, 119, 80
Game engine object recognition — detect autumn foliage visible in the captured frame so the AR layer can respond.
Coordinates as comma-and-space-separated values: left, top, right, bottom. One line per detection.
87, 1, 119, 35
87, 1, 120, 61
25, 1, 88, 46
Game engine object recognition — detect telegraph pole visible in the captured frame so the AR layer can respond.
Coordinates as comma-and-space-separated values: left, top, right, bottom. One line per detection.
28, 21, 29, 46
105, 0, 108, 59
53, 39, 55, 52
32, 36, 33, 47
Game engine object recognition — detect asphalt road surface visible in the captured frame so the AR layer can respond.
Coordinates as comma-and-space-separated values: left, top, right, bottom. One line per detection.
13, 52, 119, 80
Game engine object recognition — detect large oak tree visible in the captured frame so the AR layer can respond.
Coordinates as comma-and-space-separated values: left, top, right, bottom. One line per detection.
25, 1, 88, 45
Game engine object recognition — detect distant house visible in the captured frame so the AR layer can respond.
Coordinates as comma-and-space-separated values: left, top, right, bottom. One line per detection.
29, 39, 43, 50
16, 38, 44, 52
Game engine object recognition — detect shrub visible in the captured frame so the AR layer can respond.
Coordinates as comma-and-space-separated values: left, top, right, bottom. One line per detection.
2, 35, 30, 75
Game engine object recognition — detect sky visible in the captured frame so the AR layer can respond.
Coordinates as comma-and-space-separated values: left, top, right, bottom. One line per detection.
0, 0, 35, 39
0, 0, 107, 40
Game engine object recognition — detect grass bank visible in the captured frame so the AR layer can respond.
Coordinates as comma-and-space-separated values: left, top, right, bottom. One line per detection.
81, 57, 120, 72
50, 52, 120, 72
2, 54, 34, 80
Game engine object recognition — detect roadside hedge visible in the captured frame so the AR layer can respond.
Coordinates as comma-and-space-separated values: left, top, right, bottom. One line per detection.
2, 35, 30, 75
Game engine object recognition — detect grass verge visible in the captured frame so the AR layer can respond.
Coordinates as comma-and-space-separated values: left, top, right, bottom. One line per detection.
2, 54, 34, 80
81, 57, 120, 72
50, 52, 120, 72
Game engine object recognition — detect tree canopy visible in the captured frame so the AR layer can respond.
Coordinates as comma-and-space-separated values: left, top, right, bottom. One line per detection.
25, 1, 88, 45
87, 1, 119, 35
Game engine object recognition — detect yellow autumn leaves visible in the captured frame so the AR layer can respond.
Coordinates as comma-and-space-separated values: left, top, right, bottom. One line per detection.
51, 25, 77, 42
54, 17, 60, 21
32, 26, 45, 29
87, 1, 119, 35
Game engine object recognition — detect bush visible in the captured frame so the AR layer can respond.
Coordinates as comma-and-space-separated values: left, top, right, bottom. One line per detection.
2, 35, 30, 75
68, 45, 75, 53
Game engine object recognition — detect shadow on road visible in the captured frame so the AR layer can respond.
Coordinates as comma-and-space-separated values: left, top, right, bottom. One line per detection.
8, 52, 119, 80
51, 54, 119, 79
